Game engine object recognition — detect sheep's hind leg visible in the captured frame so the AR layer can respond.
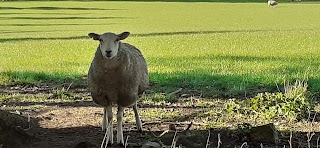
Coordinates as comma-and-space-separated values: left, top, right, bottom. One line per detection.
117, 106, 125, 145
133, 103, 143, 132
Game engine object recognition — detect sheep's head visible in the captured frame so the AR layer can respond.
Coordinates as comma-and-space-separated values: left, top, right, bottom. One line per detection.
88, 32, 130, 59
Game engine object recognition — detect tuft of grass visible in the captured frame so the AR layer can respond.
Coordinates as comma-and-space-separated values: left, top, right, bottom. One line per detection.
0, 73, 11, 85
49, 87, 73, 100
143, 93, 178, 103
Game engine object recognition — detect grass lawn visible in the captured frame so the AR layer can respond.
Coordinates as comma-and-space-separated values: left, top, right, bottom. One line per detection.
0, 1, 320, 147
1, 1, 320, 98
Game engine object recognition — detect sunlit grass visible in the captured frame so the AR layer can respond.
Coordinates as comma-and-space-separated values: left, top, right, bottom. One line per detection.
1, 1, 320, 97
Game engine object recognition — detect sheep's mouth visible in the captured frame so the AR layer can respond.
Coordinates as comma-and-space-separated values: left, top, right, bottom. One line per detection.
103, 54, 114, 59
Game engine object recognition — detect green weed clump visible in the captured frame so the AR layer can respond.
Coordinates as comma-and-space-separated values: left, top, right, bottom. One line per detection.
49, 87, 73, 100
226, 81, 316, 121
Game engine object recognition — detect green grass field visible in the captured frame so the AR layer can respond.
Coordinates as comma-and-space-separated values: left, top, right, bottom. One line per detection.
1, 1, 320, 98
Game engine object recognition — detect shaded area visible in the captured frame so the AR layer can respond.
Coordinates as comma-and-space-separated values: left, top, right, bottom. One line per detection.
1, 86, 319, 147
0, 23, 116, 27
0, 106, 319, 148
0, 36, 87, 42
131, 29, 273, 37
25, 126, 320, 148
151, 72, 275, 98
0, 110, 32, 148
1, 54, 320, 99
0, 29, 315, 43
0, 71, 85, 85
0, 6, 120, 11
0, 70, 273, 99
131, 29, 319, 37
1, 100, 97, 109
0, 16, 130, 20
147, 53, 320, 98
0, 12, 91, 15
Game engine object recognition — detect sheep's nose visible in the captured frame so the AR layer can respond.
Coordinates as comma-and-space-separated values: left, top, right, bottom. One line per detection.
105, 51, 112, 57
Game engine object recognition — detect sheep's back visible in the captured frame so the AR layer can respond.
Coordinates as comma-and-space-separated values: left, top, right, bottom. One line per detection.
120, 43, 149, 95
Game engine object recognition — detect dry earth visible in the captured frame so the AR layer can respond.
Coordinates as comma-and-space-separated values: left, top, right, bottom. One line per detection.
0, 84, 319, 148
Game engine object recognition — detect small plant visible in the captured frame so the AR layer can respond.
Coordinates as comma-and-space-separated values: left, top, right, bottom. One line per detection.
234, 123, 252, 136
226, 81, 316, 121
146, 93, 178, 103
49, 87, 72, 100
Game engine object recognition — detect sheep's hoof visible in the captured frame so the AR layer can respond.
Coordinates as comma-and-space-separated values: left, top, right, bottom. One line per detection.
138, 129, 143, 133
102, 143, 113, 147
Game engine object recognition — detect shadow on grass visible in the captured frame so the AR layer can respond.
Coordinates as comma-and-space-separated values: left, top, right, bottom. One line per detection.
1, 29, 315, 43
0, 16, 131, 20
131, 29, 320, 37
0, 6, 121, 11
0, 70, 271, 99
0, 71, 84, 85
149, 55, 320, 97
0, 12, 91, 15
2, 66, 319, 99
0, 23, 116, 27
132, 29, 272, 37
0, 36, 88, 42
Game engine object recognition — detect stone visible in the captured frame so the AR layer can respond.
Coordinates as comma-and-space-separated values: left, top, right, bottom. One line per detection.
249, 123, 279, 144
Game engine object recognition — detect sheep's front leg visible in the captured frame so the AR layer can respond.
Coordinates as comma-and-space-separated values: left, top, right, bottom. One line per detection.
133, 103, 143, 132
102, 106, 113, 145
117, 106, 125, 145
102, 107, 107, 131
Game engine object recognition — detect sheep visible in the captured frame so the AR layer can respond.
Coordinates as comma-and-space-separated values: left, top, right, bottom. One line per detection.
87, 31, 149, 145
268, 0, 278, 7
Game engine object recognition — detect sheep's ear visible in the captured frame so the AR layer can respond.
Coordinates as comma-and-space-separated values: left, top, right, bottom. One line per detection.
117, 32, 130, 41
88, 33, 100, 40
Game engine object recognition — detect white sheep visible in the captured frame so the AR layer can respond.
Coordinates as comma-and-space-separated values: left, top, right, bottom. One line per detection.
87, 32, 149, 145
268, 0, 278, 7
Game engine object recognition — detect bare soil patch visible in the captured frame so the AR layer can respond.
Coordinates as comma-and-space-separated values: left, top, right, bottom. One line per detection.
1, 84, 319, 148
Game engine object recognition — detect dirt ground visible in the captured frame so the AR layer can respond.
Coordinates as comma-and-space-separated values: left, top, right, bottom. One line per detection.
0, 84, 319, 148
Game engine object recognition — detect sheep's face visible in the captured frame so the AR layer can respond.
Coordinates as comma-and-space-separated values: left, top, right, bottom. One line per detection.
88, 32, 130, 59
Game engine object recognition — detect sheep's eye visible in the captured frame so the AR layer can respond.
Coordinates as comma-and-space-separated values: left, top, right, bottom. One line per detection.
99, 39, 103, 43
